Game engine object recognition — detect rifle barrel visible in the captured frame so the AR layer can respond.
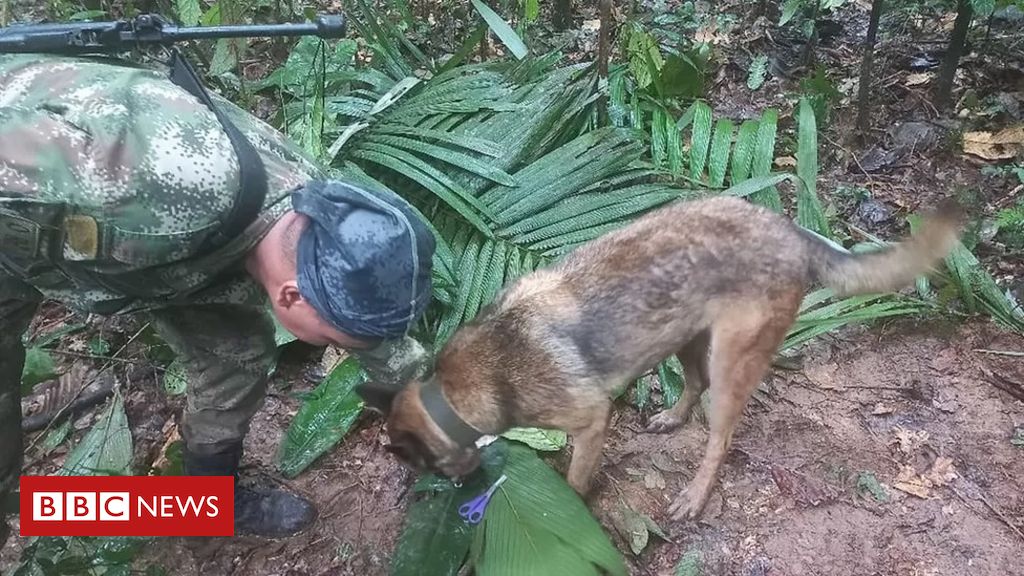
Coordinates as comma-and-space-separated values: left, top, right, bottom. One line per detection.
163, 16, 346, 41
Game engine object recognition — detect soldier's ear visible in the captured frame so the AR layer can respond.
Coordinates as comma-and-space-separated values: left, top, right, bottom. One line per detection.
355, 382, 399, 415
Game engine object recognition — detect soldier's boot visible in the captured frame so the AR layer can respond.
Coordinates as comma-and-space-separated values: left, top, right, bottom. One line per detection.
182, 443, 316, 538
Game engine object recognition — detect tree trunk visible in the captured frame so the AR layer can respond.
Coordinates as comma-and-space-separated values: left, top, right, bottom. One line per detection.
553, 0, 573, 30
934, 0, 973, 111
856, 0, 884, 134
597, 0, 612, 125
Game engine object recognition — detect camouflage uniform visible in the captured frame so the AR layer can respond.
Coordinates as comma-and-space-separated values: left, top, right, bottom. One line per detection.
0, 54, 429, 522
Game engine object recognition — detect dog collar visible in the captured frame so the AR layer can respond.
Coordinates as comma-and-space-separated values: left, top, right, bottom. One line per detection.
419, 379, 482, 448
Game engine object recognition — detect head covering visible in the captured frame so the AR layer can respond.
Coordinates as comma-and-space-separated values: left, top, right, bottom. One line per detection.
291, 179, 435, 340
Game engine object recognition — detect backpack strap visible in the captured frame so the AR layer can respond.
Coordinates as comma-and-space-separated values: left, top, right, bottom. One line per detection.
166, 48, 268, 252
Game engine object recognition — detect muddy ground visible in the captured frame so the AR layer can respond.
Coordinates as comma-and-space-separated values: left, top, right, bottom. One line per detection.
7, 317, 1021, 576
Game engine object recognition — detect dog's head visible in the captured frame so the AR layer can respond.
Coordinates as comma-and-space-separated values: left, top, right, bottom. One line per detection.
383, 379, 482, 480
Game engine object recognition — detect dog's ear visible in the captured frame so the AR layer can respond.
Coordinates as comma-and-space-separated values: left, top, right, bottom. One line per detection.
355, 381, 400, 415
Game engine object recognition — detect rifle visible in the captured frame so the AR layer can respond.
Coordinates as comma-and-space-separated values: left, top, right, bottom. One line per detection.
0, 12, 347, 252
0, 13, 346, 55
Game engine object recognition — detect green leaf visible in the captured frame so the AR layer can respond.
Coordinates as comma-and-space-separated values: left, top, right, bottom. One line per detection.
163, 359, 187, 396
61, 393, 133, 476
32, 323, 86, 348
277, 357, 367, 478
21, 347, 57, 394
747, 54, 769, 91
796, 98, 830, 236
780, 0, 803, 25
471, 0, 529, 59
688, 101, 713, 181
87, 336, 111, 356
501, 428, 568, 451
391, 486, 475, 576
707, 119, 735, 188
613, 504, 650, 555
749, 109, 781, 210
658, 359, 684, 408
174, 0, 202, 25
675, 550, 703, 576
730, 119, 759, 184
41, 419, 72, 454
525, 0, 540, 21
471, 443, 627, 576
659, 54, 704, 99
970, 0, 996, 16
721, 173, 795, 199
856, 471, 889, 502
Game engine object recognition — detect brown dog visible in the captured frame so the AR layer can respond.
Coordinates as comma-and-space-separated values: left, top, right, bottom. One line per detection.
378, 196, 961, 520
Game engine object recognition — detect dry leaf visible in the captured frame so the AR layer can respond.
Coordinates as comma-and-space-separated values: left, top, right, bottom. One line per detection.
872, 403, 895, 415
774, 156, 798, 168
893, 465, 932, 499
963, 125, 1024, 161
925, 456, 957, 487
581, 19, 601, 32
893, 426, 930, 455
906, 72, 933, 86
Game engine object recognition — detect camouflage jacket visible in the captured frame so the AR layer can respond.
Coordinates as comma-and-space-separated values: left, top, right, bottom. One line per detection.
0, 53, 324, 315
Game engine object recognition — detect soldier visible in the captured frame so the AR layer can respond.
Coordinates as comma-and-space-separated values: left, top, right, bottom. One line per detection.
0, 52, 435, 541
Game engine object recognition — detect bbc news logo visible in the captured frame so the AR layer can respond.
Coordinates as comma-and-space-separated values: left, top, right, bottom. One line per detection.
20, 476, 234, 537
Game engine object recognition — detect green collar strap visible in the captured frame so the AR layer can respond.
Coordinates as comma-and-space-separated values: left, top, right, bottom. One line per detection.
418, 379, 482, 448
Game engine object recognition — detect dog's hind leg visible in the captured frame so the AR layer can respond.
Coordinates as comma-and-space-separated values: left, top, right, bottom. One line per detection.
646, 330, 711, 433
667, 296, 800, 521
565, 399, 613, 497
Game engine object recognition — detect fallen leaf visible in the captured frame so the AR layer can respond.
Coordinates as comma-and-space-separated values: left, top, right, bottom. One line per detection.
925, 456, 957, 487
893, 479, 932, 499
644, 468, 667, 490
872, 402, 895, 415
651, 452, 687, 473
963, 125, 1024, 160
893, 426, 930, 455
905, 72, 933, 86
856, 471, 889, 503
612, 505, 650, 555
581, 19, 601, 32
774, 155, 798, 168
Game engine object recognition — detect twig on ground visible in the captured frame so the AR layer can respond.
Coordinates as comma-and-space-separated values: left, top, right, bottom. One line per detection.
974, 348, 1024, 358
952, 486, 1024, 543
24, 323, 150, 454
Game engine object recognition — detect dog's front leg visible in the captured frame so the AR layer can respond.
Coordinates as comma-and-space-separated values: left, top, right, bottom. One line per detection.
565, 401, 612, 496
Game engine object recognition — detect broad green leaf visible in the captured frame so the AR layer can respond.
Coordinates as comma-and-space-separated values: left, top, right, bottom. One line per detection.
61, 393, 133, 476
472, 442, 627, 576
32, 323, 87, 348
750, 109, 781, 210
391, 486, 475, 576
471, 0, 529, 59
675, 550, 703, 576
651, 107, 668, 168
174, 0, 202, 25
277, 357, 367, 478
21, 347, 57, 394
525, 0, 540, 21
41, 419, 72, 454
163, 359, 187, 396
688, 101, 713, 181
660, 54, 704, 99
796, 98, 830, 236
970, 0, 996, 16
730, 119, 760, 184
707, 119, 735, 187
780, 0, 803, 25
658, 358, 684, 408
721, 173, 795, 199
501, 428, 568, 451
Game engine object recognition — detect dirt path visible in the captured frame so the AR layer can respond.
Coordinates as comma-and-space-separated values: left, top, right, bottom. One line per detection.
77, 317, 1019, 576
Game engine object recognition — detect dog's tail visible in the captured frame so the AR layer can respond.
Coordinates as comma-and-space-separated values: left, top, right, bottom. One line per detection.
803, 202, 963, 297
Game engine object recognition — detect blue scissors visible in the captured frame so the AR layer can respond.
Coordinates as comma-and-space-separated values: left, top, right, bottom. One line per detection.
458, 474, 508, 525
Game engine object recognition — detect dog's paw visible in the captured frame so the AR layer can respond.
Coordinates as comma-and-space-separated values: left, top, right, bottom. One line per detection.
666, 490, 707, 522
645, 410, 685, 434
